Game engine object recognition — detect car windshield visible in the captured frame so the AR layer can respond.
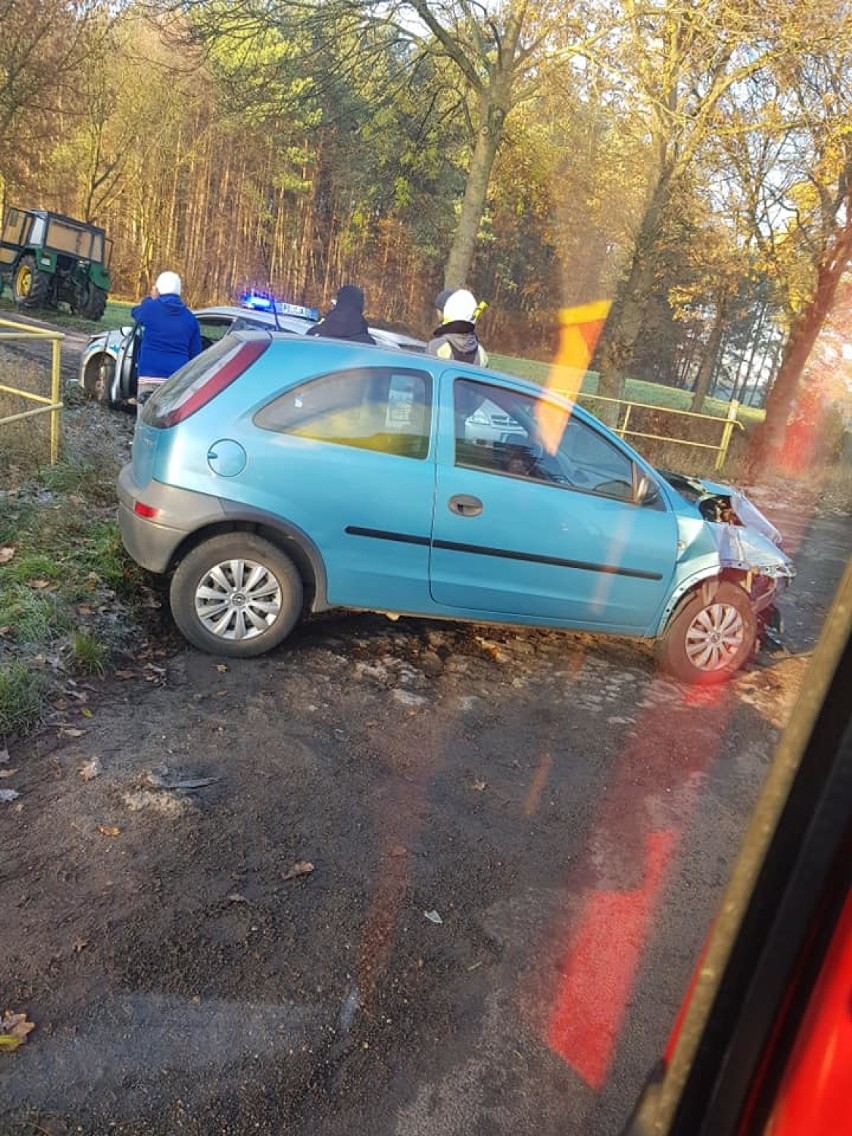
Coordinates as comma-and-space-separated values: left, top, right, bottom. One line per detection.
2, 7, 851, 1136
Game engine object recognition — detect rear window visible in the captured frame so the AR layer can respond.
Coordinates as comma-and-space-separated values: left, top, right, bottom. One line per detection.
142, 336, 268, 428
255, 366, 433, 459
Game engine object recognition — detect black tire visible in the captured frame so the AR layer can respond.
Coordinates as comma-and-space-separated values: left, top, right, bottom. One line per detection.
12, 254, 50, 308
170, 534, 304, 658
656, 580, 756, 685
78, 283, 107, 321
83, 354, 116, 406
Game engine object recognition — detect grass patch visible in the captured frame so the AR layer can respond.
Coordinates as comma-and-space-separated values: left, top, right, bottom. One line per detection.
1, 552, 66, 585
0, 292, 133, 333
0, 663, 51, 738
0, 584, 71, 644
43, 455, 118, 506
0, 442, 148, 740
0, 355, 54, 476
65, 519, 145, 600
490, 354, 765, 428
71, 630, 107, 676
0, 496, 36, 544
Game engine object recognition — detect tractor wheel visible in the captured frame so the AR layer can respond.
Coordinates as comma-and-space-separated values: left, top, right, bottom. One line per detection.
12, 255, 51, 309
74, 282, 108, 321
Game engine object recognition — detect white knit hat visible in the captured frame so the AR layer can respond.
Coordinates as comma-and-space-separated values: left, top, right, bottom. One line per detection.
155, 270, 182, 296
443, 288, 477, 323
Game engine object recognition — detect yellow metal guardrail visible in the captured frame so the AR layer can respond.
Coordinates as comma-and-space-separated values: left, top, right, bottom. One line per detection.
557, 390, 744, 472
0, 316, 64, 465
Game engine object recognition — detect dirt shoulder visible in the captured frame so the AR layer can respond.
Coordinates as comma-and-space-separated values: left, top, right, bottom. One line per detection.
0, 325, 849, 1136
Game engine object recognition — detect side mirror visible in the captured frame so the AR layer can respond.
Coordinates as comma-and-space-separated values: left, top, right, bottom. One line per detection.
119, 325, 134, 336
635, 472, 661, 507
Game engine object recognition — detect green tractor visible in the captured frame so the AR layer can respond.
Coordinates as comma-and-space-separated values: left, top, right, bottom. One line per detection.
0, 206, 112, 320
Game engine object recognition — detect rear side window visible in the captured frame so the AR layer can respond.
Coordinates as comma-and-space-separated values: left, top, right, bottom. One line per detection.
255, 367, 432, 460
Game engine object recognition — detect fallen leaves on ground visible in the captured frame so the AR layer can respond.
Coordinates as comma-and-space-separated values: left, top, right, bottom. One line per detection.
475, 636, 507, 662
282, 860, 315, 881
97, 824, 121, 837
78, 758, 101, 781
470, 779, 487, 791
0, 1010, 35, 1051
0, 768, 18, 778
0, 546, 15, 564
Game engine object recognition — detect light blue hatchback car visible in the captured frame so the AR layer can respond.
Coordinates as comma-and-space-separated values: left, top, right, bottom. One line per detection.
117, 333, 794, 683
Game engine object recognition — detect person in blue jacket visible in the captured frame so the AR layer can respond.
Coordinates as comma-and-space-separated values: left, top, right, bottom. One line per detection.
131, 271, 202, 409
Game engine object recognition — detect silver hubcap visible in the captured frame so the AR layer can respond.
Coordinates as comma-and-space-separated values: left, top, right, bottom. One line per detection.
685, 602, 745, 671
194, 558, 282, 641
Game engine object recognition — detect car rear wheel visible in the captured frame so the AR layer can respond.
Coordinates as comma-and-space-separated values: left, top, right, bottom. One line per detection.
170, 534, 304, 658
657, 580, 756, 684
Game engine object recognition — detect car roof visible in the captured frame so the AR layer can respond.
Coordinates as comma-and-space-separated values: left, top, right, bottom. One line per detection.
193, 305, 314, 335
194, 305, 427, 351
237, 330, 590, 407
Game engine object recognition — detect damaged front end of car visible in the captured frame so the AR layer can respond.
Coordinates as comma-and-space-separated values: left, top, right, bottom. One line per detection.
661, 471, 796, 651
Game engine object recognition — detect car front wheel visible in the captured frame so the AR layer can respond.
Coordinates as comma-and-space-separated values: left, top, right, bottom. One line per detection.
84, 354, 116, 405
657, 580, 756, 684
169, 534, 304, 658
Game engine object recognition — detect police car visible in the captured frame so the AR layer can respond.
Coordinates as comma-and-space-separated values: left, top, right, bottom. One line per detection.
75, 292, 425, 409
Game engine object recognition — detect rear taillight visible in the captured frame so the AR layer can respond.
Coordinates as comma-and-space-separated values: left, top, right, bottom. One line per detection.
154, 340, 270, 428
134, 501, 158, 518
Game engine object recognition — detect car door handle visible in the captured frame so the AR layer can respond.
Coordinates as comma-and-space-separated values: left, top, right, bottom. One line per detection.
448, 494, 483, 517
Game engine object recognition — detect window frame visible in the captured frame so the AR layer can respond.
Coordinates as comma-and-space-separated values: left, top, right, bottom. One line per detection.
451, 376, 657, 507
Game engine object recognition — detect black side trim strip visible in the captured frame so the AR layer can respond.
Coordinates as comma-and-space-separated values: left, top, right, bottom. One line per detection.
344, 526, 663, 581
346, 525, 430, 548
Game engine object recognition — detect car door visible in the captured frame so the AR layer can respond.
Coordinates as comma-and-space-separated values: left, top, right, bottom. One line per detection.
249, 361, 437, 613
116, 324, 141, 400
121, 312, 238, 400
429, 374, 679, 632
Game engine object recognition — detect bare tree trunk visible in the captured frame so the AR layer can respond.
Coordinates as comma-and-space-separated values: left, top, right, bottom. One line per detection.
731, 301, 767, 403
595, 172, 671, 410
749, 207, 852, 472
691, 300, 727, 411
444, 90, 507, 289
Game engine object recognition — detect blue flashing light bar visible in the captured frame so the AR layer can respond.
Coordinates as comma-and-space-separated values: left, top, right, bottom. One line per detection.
239, 289, 319, 322
240, 289, 275, 312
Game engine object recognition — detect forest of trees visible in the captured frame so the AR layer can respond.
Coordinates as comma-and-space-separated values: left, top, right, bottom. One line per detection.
1, 0, 850, 467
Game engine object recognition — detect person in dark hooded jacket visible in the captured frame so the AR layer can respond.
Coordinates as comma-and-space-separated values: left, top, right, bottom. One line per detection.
307, 285, 375, 344
427, 288, 488, 366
